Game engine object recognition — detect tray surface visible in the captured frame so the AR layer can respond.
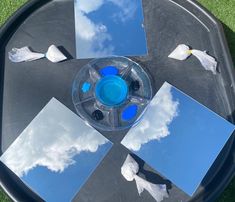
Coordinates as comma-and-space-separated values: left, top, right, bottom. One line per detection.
0, 0, 235, 202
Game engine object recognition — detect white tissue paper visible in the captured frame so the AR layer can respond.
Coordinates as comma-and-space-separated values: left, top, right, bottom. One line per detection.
168, 44, 217, 74
121, 154, 169, 202
191, 50, 217, 75
8, 47, 45, 62
9, 45, 67, 63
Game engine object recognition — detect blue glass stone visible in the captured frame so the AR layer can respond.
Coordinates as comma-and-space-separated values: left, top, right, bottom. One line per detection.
82, 82, 91, 93
95, 75, 128, 106
99, 66, 119, 77
122, 105, 138, 121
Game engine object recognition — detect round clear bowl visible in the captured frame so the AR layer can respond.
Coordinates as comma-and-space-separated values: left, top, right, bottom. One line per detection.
72, 56, 152, 131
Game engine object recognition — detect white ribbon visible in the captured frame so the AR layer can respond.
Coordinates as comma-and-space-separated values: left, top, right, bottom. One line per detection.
121, 154, 169, 202
168, 44, 217, 74
9, 45, 67, 63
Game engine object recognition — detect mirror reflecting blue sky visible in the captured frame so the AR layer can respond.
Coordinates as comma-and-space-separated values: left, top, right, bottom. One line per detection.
121, 82, 235, 196
74, 0, 148, 59
0, 98, 112, 202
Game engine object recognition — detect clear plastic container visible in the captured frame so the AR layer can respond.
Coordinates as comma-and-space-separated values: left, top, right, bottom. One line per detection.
72, 56, 152, 131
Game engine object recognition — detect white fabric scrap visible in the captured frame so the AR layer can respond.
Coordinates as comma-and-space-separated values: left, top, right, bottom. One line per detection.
9, 45, 67, 63
121, 154, 169, 202
168, 44, 217, 74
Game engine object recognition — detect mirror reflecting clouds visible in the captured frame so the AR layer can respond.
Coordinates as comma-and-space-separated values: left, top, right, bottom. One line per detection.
121, 82, 235, 196
0, 98, 112, 202
74, 0, 148, 59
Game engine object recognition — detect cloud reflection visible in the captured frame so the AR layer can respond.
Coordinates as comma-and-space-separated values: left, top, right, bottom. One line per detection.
121, 83, 179, 151
0, 98, 109, 177
74, 0, 140, 58
109, 0, 138, 22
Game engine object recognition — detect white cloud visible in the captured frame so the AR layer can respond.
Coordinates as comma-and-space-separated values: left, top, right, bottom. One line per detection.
75, 2, 114, 58
76, 0, 104, 14
75, 0, 137, 20
74, 0, 139, 58
75, 10, 110, 42
75, 13, 114, 58
121, 83, 179, 151
0, 98, 110, 177
110, 0, 138, 22
75, 10, 97, 41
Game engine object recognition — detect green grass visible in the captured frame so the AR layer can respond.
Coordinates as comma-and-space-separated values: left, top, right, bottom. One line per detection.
0, 0, 234, 202
198, 0, 235, 64
0, 0, 28, 26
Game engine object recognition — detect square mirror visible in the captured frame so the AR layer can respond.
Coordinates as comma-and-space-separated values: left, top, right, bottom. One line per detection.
0, 98, 113, 202
74, 0, 148, 59
121, 82, 235, 196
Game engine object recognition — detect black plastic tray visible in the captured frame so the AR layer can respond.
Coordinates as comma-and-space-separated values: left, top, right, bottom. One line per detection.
0, 0, 234, 201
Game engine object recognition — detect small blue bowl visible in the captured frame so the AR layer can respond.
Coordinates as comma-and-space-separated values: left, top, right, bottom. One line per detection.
95, 75, 128, 107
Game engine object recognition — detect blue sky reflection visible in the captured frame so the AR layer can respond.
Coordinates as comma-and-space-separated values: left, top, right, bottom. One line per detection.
74, 0, 148, 59
121, 82, 235, 196
0, 98, 112, 202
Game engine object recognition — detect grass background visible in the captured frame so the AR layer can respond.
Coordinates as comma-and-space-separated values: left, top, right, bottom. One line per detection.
0, 0, 234, 202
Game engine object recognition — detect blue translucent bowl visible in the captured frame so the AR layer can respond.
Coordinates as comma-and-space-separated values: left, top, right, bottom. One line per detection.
95, 75, 128, 107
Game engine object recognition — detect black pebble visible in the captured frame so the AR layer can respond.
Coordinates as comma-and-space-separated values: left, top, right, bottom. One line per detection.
92, 110, 104, 121
131, 80, 140, 91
